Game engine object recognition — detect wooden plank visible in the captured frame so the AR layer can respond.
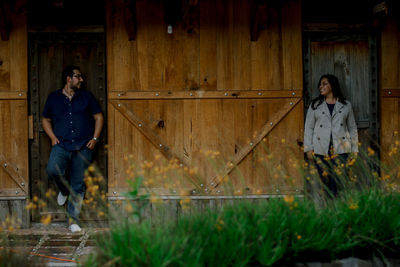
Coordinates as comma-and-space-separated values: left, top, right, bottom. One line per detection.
0, 91, 27, 99
106, 0, 137, 91
109, 90, 302, 99
209, 97, 301, 190
0, 154, 28, 194
382, 89, 400, 97
0, 39, 10, 91
110, 100, 185, 164
281, 0, 302, 89
232, 0, 251, 90
381, 20, 400, 89
216, 0, 233, 90
199, 0, 217, 90
9, 0, 27, 92
251, 3, 282, 90
0, 188, 28, 197
380, 98, 400, 164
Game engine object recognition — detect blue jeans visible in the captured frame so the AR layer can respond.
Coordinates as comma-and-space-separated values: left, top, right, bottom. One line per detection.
46, 145, 92, 224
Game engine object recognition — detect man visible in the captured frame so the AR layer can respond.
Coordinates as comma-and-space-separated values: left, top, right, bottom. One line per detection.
42, 65, 104, 232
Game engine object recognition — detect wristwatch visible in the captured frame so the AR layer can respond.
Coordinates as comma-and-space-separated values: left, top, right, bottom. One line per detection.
92, 137, 99, 142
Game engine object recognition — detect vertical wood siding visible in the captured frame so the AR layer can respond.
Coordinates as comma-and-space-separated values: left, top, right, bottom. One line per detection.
380, 20, 400, 163
106, 0, 303, 197
0, 0, 28, 199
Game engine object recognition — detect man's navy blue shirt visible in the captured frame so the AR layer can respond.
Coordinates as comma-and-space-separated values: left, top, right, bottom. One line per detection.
42, 89, 102, 151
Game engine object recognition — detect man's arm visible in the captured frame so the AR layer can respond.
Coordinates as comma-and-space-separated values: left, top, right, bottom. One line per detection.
86, 112, 104, 150
42, 117, 60, 146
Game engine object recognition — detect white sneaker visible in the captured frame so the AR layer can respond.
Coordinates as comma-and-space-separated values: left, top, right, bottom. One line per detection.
69, 224, 82, 233
57, 192, 68, 206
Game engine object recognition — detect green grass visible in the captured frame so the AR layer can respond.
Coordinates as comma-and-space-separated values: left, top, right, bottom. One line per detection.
84, 187, 400, 266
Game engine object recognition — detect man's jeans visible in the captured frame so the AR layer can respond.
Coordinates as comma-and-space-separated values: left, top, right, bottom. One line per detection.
46, 144, 92, 225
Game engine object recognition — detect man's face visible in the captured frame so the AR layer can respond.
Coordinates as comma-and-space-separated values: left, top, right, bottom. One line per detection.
68, 70, 84, 89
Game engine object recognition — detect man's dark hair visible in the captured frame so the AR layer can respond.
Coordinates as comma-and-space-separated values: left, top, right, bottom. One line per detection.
62, 65, 80, 84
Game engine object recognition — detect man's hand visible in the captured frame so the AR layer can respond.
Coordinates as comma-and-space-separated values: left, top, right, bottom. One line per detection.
306, 150, 314, 160
86, 139, 97, 150
51, 137, 60, 146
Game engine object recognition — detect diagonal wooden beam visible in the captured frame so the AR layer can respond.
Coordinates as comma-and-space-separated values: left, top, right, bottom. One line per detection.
208, 97, 302, 190
0, 154, 28, 194
110, 100, 185, 164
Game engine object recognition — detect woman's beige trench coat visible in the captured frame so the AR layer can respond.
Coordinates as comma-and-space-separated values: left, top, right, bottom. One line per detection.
304, 100, 359, 155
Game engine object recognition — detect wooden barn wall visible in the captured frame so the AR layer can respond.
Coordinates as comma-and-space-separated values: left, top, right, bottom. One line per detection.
380, 20, 400, 164
106, 0, 303, 197
0, 0, 29, 224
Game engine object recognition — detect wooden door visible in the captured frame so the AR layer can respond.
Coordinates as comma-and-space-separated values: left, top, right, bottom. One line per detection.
0, 0, 29, 226
303, 33, 379, 152
106, 0, 304, 199
29, 33, 106, 221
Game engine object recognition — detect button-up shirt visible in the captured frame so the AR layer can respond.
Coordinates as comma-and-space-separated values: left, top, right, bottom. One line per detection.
42, 89, 102, 151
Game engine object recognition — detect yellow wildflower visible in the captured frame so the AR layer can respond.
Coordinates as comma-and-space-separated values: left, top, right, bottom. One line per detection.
297, 235, 302, 240
367, 147, 375, 156
125, 203, 133, 213
215, 219, 224, 231
347, 158, 356, 166
322, 171, 329, 177
33, 196, 38, 202
41, 215, 52, 225
283, 195, 294, 204
98, 211, 105, 217
88, 165, 95, 172
349, 203, 358, 210
281, 138, 286, 144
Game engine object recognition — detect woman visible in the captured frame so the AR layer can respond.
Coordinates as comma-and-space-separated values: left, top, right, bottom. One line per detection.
304, 74, 358, 197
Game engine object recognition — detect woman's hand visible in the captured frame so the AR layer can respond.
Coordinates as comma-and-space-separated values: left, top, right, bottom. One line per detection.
306, 151, 314, 160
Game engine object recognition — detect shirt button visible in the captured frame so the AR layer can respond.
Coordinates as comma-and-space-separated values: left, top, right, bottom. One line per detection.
320, 125, 323, 127
69, 112, 72, 115
342, 137, 345, 139
72, 140, 75, 142
72, 130, 74, 133
70, 121, 73, 124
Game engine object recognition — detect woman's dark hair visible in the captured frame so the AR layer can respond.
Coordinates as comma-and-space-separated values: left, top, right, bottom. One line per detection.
310, 74, 347, 110
62, 65, 80, 84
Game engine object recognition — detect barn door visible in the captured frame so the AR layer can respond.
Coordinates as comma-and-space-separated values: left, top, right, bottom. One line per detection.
29, 33, 106, 222
303, 32, 379, 152
0, 5, 29, 226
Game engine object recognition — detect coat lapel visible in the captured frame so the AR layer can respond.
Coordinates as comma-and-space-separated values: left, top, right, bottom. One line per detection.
332, 101, 344, 118
318, 101, 331, 119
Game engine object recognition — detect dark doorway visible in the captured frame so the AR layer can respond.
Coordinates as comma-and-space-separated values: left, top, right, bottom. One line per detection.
303, 31, 379, 153
28, 33, 107, 222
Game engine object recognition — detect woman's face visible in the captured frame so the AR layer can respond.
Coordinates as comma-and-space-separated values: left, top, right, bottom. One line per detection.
319, 78, 332, 96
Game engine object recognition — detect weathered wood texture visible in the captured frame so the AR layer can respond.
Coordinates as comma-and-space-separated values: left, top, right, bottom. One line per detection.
106, 0, 302, 91
380, 20, 400, 163
106, 0, 303, 197
309, 40, 369, 125
0, 0, 28, 200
